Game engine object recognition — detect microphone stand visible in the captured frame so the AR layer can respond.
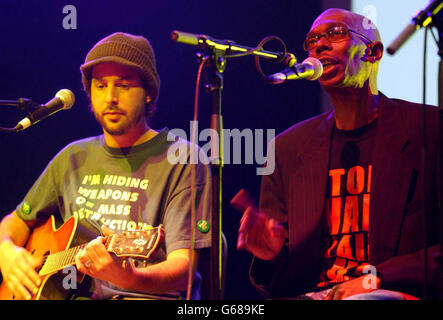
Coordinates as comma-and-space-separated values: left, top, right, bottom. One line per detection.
200, 45, 290, 300
207, 47, 224, 301
172, 31, 290, 300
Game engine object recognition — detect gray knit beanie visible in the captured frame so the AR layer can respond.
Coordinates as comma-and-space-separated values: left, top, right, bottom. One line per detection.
80, 32, 160, 111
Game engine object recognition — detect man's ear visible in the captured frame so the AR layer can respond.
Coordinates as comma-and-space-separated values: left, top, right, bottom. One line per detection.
146, 95, 152, 104
361, 41, 384, 63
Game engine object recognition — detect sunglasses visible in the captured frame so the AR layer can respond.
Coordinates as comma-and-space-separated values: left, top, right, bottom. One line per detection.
303, 25, 373, 51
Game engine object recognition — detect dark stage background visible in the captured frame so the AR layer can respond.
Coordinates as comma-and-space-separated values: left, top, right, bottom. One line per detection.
0, 0, 329, 299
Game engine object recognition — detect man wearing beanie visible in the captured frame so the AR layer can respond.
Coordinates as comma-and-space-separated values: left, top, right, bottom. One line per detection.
0, 32, 212, 300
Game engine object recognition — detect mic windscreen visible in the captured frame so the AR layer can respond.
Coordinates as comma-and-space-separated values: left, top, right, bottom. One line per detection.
170, 30, 199, 46
55, 89, 75, 110
302, 57, 323, 80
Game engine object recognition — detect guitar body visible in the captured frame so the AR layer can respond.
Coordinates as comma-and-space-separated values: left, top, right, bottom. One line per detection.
0, 215, 78, 300
0, 215, 163, 300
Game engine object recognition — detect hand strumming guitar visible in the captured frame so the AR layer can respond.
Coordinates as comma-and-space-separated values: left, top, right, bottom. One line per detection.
0, 212, 42, 300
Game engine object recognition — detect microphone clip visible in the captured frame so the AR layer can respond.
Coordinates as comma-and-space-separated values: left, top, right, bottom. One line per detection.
283, 52, 297, 67
0, 97, 40, 113
18, 99, 42, 114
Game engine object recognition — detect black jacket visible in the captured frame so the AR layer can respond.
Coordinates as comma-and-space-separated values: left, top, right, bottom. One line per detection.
250, 93, 441, 299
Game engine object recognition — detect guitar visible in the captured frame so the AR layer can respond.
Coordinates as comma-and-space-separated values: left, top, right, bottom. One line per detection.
0, 215, 164, 300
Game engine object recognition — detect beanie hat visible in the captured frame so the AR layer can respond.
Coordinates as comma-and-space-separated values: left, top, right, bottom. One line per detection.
80, 32, 160, 106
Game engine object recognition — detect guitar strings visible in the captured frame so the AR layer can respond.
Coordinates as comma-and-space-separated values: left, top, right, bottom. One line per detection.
38, 228, 161, 276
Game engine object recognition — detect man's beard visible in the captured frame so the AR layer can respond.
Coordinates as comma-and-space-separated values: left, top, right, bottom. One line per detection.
96, 115, 128, 136
93, 105, 145, 136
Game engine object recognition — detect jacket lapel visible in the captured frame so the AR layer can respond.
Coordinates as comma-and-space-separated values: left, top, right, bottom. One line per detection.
289, 112, 334, 249
369, 94, 413, 264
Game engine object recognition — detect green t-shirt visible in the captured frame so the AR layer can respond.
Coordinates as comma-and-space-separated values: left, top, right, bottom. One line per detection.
16, 128, 212, 299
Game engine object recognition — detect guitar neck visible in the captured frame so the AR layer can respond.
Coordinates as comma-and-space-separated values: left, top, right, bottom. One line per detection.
37, 226, 163, 277
38, 244, 85, 276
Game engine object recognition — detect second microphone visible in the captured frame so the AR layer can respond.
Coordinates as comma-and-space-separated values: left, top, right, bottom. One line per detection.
267, 57, 323, 84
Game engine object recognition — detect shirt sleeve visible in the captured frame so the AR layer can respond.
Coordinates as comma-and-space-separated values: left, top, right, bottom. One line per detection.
15, 151, 64, 222
161, 142, 212, 255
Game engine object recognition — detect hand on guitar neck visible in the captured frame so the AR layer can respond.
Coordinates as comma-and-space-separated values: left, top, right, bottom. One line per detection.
231, 189, 286, 262
75, 225, 137, 290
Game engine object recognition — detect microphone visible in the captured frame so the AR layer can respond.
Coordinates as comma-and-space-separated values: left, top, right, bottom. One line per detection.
267, 57, 323, 84
387, 0, 443, 55
14, 89, 75, 131
170, 30, 200, 46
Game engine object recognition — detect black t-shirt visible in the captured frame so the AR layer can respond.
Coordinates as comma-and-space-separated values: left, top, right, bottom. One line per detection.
318, 118, 378, 287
